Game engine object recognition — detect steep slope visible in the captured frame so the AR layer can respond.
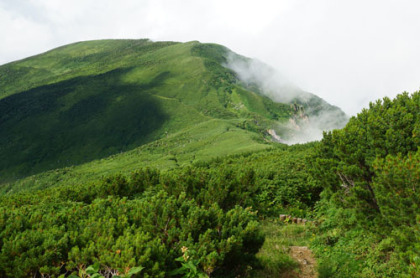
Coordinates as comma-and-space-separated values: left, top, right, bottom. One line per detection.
225, 54, 348, 143
0, 39, 346, 191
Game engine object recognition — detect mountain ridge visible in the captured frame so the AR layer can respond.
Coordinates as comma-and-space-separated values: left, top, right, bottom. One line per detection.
0, 39, 347, 192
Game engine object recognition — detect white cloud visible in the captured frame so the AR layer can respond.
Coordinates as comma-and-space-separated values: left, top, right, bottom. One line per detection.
0, 0, 419, 115
0, 3, 53, 62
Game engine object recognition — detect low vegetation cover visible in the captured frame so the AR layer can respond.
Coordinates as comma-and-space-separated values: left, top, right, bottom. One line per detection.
0, 145, 318, 277
0, 40, 295, 183
0, 170, 261, 277
250, 220, 314, 278
0, 39, 345, 186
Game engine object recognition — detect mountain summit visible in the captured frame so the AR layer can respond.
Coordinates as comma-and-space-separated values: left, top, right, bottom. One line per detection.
0, 39, 347, 188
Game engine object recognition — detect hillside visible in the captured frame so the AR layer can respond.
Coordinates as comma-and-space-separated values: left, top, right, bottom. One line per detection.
0, 39, 346, 191
0, 38, 418, 278
1, 88, 417, 277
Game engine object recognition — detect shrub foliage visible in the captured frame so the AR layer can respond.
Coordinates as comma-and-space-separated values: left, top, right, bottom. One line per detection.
310, 91, 420, 277
0, 144, 318, 277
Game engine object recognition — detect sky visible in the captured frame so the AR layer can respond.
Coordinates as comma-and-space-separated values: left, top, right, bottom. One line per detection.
1, 0, 419, 115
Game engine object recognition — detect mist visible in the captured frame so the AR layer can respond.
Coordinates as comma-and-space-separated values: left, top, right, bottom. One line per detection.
275, 108, 348, 144
225, 52, 348, 144
225, 53, 302, 103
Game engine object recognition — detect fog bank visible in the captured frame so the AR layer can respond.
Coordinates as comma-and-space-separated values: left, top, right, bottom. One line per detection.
225, 53, 348, 144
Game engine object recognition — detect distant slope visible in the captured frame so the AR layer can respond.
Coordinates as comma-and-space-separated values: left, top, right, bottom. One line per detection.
0, 40, 290, 185
0, 39, 347, 191
225, 53, 348, 143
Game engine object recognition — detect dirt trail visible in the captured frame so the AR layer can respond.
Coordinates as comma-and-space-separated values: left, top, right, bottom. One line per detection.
289, 246, 318, 278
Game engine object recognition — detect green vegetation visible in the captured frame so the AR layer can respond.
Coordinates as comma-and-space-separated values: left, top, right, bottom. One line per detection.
0, 39, 298, 186
0, 179, 261, 277
309, 91, 420, 277
251, 221, 314, 277
0, 145, 319, 277
0, 39, 418, 277
1, 119, 271, 194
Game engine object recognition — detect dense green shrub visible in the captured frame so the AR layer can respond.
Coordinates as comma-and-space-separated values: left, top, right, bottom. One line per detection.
310, 91, 420, 277
0, 188, 262, 277
0, 143, 321, 277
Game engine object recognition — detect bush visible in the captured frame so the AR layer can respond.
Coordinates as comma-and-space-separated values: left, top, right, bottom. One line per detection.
310, 91, 420, 277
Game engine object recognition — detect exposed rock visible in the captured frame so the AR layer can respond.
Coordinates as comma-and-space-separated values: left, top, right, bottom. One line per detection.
267, 129, 286, 143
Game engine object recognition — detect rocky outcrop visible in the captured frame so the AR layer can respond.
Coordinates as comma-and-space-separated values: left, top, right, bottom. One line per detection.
267, 129, 286, 143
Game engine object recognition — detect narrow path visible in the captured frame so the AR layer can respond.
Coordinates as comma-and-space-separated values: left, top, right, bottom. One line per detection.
251, 221, 318, 278
289, 246, 318, 278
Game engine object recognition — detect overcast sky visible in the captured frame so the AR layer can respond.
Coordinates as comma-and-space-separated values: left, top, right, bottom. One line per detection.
1, 0, 419, 115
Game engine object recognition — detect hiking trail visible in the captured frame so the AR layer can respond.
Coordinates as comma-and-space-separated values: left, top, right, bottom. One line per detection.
289, 246, 318, 278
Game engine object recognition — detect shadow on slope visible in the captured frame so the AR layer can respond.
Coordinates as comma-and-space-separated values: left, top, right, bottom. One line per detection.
0, 68, 169, 181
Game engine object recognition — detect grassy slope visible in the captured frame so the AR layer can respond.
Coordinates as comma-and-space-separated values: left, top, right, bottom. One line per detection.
3, 119, 270, 193
1, 39, 292, 192
0, 40, 177, 100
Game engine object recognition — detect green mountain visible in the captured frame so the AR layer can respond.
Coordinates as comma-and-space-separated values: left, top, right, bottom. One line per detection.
0, 39, 417, 278
0, 39, 346, 192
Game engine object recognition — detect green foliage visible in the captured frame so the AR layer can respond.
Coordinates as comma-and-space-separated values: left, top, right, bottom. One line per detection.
2, 144, 319, 217
170, 247, 208, 278
59, 263, 143, 278
0, 38, 353, 277
0, 141, 323, 277
167, 144, 319, 216
312, 92, 419, 216
0, 171, 265, 277
310, 91, 420, 277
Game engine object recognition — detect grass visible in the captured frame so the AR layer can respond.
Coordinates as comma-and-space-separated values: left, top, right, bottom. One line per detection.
0, 39, 292, 188
1, 118, 272, 193
0, 38, 343, 194
251, 220, 315, 278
